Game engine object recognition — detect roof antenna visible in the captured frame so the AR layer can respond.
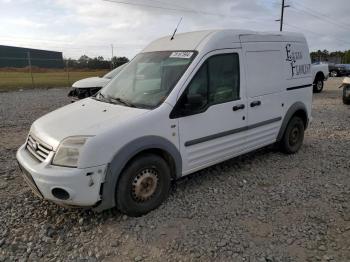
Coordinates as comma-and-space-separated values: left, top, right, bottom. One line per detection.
170, 17, 182, 40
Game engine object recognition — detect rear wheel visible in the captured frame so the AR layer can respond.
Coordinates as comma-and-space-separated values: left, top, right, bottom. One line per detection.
313, 78, 324, 93
116, 153, 171, 217
280, 116, 305, 154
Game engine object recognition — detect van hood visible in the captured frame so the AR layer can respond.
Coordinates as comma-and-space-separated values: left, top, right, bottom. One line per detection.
72, 77, 110, 88
31, 98, 149, 150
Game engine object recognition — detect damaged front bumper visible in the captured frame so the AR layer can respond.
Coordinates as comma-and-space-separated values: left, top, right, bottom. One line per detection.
16, 144, 107, 207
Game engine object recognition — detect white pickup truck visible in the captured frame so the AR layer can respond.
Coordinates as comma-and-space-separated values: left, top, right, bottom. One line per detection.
312, 63, 329, 93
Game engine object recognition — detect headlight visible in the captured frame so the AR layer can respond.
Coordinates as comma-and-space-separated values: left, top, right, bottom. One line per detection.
52, 137, 89, 167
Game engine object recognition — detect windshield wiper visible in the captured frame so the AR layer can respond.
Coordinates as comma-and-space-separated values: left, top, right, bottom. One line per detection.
110, 97, 136, 108
94, 92, 103, 100
94, 92, 110, 102
94, 93, 136, 108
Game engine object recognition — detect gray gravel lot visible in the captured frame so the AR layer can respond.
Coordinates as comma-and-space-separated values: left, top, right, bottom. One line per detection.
0, 80, 350, 262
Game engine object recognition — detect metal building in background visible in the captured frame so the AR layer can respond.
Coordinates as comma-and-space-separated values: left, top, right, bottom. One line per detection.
0, 45, 63, 68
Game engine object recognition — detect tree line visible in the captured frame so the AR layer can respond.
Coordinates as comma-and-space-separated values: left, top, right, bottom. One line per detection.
63, 50, 350, 70
64, 55, 129, 69
310, 50, 350, 64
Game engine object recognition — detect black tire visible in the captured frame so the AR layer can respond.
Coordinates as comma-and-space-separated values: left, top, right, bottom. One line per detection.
116, 153, 171, 217
330, 70, 338, 77
343, 86, 350, 105
313, 78, 324, 93
280, 116, 305, 154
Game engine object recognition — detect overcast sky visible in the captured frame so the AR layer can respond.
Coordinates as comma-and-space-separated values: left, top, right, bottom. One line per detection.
1, 0, 349, 59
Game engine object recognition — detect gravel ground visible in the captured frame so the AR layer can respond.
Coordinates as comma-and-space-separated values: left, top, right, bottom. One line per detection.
0, 79, 349, 262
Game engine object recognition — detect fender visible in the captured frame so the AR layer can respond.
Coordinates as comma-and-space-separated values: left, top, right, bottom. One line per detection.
277, 102, 309, 142
94, 136, 182, 211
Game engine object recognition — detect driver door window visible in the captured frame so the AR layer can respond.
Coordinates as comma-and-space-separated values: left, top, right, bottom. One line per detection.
172, 53, 240, 117
208, 54, 239, 104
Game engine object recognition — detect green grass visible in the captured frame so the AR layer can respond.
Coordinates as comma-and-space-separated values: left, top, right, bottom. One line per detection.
0, 70, 109, 92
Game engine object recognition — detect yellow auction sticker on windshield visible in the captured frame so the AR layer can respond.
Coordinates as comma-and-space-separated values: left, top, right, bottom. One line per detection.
170, 52, 193, 59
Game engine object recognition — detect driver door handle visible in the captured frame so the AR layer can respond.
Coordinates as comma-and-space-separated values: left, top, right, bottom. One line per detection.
250, 100, 261, 107
232, 104, 245, 111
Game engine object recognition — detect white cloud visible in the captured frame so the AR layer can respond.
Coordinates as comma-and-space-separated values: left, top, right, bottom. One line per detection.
4, 18, 46, 28
0, 0, 349, 59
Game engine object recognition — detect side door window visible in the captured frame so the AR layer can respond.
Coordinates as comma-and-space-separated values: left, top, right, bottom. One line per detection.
171, 53, 240, 118
208, 54, 240, 104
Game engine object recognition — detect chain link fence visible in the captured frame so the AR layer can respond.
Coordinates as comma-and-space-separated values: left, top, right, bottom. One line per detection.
0, 53, 109, 91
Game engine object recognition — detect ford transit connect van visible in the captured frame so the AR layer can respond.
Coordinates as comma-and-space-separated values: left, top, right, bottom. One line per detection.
17, 30, 312, 216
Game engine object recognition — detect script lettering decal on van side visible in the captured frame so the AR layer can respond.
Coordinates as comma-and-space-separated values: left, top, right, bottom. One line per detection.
285, 43, 311, 78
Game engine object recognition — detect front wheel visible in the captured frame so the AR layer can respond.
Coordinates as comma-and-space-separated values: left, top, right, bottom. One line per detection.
116, 153, 171, 217
280, 116, 305, 154
330, 70, 338, 77
343, 86, 350, 105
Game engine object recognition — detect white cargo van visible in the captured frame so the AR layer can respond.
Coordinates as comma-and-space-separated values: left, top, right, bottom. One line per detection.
17, 30, 312, 216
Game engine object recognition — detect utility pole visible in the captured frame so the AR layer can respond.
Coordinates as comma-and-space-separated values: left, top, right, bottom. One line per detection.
276, 0, 290, 31
111, 44, 114, 69
27, 51, 35, 89
66, 60, 71, 87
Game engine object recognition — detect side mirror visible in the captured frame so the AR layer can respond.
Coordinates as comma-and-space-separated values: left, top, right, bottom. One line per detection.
185, 94, 204, 110
170, 93, 206, 118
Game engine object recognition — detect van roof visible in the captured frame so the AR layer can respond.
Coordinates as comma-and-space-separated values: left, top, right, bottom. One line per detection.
142, 29, 307, 53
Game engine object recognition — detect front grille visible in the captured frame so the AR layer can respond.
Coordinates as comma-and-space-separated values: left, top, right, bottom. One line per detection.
26, 134, 53, 162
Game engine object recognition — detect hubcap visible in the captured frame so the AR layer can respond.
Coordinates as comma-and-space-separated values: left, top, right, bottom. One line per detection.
289, 126, 300, 146
132, 168, 158, 202
317, 80, 323, 90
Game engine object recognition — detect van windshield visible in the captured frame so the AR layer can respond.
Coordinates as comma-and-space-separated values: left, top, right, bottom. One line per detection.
98, 51, 196, 109
103, 63, 127, 79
